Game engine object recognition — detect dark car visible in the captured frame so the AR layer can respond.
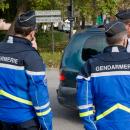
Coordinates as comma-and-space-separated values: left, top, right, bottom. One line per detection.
57, 27, 107, 109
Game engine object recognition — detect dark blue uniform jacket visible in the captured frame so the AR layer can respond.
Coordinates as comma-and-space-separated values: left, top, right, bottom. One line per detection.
76, 46, 130, 130
0, 36, 52, 130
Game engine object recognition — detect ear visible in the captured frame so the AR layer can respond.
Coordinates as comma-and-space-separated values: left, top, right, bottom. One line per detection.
29, 31, 35, 38
28, 31, 36, 41
123, 35, 128, 47
25, 31, 35, 42
127, 23, 130, 37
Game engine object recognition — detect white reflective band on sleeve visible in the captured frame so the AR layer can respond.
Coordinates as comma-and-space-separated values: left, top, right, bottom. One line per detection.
0, 63, 24, 70
76, 75, 90, 80
91, 71, 130, 78
78, 104, 94, 110
26, 70, 45, 75
34, 102, 50, 110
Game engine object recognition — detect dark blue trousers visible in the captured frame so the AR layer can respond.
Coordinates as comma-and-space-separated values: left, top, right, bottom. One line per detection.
0, 118, 40, 130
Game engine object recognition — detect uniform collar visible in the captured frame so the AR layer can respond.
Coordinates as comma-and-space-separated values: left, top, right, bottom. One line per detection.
103, 45, 126, 53
5, 35, 32, 47
128, 38, 130, 44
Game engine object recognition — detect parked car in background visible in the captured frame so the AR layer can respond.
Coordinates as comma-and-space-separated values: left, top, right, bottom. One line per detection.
53, 22, 59, 29
57, 27, 107, 109
62, 19, 70, 32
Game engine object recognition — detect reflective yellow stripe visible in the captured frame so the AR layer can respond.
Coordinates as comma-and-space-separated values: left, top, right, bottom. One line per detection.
96, 103, 130, 121
0, 90, 32, 106
119, 104, 130, 113
96, 104, 118, 121
79, 110, 94, 117
36, 108, 51, 116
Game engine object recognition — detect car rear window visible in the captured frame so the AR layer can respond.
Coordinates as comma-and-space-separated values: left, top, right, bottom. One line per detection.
82, 35, 107, 61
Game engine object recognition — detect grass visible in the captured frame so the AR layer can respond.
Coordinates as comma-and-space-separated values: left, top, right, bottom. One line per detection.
40, 51, 63, 68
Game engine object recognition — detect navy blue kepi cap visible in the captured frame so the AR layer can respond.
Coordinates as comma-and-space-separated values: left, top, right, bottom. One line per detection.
105, 21, 126, 37
16, 10, 36, 28
116, 9, 130, 20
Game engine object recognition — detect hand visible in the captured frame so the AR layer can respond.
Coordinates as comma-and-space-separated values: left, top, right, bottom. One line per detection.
31, 37, 37, 50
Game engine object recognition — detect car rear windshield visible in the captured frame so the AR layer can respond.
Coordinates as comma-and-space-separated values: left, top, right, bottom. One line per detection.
82, 35, 107, 61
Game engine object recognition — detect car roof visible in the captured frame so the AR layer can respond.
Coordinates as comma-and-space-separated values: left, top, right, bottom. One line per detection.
61, 27, 107, 72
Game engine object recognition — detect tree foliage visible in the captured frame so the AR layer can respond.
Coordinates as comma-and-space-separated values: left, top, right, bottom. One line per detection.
0, 0, 9, 11
97, 0, 118, 15
1, 0, 130, 25
117, 0, 130, 10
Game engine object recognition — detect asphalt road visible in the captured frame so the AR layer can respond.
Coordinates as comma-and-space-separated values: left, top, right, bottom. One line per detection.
46, 69, 84, 130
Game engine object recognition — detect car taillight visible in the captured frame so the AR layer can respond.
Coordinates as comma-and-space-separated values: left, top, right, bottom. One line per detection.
59, 73, 65, 81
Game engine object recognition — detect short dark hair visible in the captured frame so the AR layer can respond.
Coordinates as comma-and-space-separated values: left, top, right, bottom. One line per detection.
106, 32, 127, 45
14, 23, 35, 36
122, 19, 130, 24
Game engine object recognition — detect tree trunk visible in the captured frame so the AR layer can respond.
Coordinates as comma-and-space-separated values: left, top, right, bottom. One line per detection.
7, 0, 31, 35
75, 16, 81, 31
92, 0, 97, 25
81, 15, 85, 29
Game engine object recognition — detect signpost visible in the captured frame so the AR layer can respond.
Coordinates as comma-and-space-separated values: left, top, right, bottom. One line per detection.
35, 10, 61, 16
68, 0, 74, 39
35, 10, 61, 23
35, 10, 61, 67
36, 17, 61, 23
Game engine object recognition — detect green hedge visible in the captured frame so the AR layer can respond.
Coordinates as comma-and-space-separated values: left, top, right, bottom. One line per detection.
0, 31, 6, 41
36, 30, 68, 51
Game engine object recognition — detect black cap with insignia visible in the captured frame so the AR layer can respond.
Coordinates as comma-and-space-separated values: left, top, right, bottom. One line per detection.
105, 21, 126, 37
15, 10, 36, 29
116, 9, 130, 20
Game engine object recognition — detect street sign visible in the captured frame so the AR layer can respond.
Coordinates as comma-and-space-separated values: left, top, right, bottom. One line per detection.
35, 10, 61, 23
36, 17, 61, 23
35, 10, 61, 16
35, 10, 62, 60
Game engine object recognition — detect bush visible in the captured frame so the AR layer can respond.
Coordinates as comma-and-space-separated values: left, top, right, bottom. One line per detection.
37, 30, 68, 68
0, 31, 6, 41
36, 30, 68, 51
